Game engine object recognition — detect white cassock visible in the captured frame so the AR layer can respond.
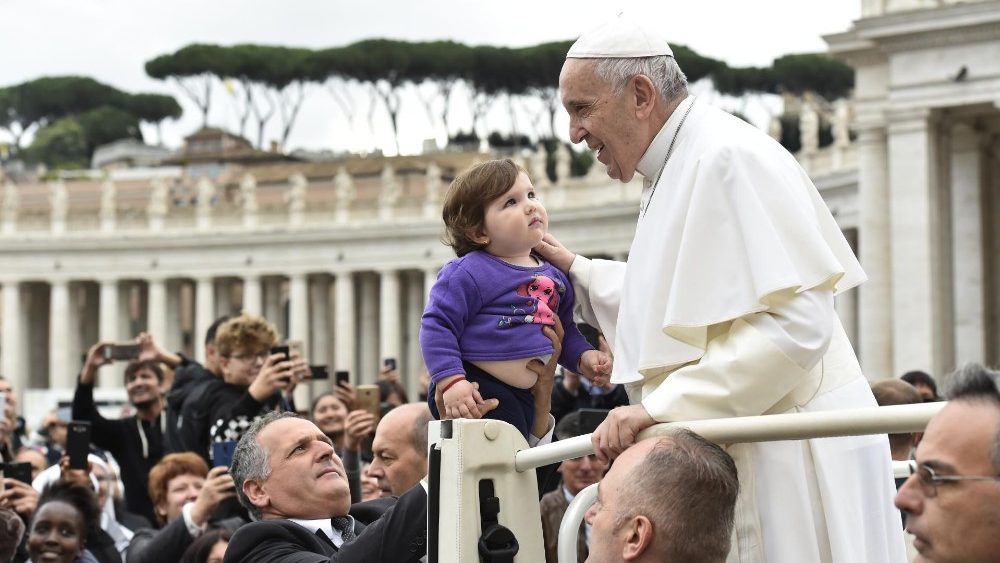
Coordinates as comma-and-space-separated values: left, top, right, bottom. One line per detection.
570, 96, 907, 563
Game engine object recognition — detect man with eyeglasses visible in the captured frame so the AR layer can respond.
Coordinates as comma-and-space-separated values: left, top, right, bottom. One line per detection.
895, 362, 1000, 563
181, 313, 306, 465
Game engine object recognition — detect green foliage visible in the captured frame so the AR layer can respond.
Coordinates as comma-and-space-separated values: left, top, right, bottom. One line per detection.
771, 54, 853, 100
711, 53, 853, 99
127, 93, 182, 123
25, 117, 88, 169
671, 44, 726, 83
76, 106, 142, 155
0, 75, 181, 160
145, 43, 230, 79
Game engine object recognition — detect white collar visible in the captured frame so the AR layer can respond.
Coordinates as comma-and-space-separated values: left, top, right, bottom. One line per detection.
635, 95, 695, 180
289, 516, 353, 548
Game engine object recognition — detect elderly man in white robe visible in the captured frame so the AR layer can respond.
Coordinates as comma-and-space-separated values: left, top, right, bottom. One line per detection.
535, 15, 906, 563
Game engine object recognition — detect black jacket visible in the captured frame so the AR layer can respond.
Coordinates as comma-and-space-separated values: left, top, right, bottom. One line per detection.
71, 380, 163, 523
223, 486, 427, 563
181, 378, 282, 464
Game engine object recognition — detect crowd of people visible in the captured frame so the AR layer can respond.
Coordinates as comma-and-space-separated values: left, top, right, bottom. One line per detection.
3, 13, 1000, 563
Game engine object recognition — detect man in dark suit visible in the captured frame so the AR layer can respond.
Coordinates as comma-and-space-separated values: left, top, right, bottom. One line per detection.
224, 411, 427, 563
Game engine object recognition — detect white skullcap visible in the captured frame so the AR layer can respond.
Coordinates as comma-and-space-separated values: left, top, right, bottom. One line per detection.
567, 14, 673, 59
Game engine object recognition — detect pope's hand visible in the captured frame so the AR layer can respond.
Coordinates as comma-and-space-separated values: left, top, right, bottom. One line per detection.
592, 404, 655, 463
533, 233, 576, 274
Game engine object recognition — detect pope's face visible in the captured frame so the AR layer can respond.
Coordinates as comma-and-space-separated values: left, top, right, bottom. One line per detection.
560, 58, 646, 183
253, 417, 351, 520
894, 401, 1000, 563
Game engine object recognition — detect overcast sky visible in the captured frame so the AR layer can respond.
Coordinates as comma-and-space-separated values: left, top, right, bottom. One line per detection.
0, 0, 861, 155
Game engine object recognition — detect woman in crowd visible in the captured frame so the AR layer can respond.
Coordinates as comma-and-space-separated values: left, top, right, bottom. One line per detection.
32, 455, 129, 563
126, 453, 240, 563
309, 392, 350, 454
26, 480, 102, 563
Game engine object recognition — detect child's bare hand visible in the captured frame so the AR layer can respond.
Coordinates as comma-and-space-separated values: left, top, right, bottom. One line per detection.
443, 378, 491, 419
579, 350, 613, 388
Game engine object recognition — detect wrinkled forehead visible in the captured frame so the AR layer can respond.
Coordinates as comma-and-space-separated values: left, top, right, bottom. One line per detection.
260, 417, 329, 453
559, 59, 603, 94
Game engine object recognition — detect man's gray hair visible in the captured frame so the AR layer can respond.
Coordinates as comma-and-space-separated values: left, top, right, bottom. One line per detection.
592, 55, 688, 104
943, 362, 1000, 473
613, 429, 738, 563
231, 410, 300, 521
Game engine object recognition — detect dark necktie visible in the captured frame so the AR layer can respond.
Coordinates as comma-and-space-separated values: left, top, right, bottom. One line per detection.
331, 515, 356, 543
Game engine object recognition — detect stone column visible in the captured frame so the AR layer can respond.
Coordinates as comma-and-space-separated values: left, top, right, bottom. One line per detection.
856, 125, 894, 379
195, 277, 215, 364
98, 279, 121, 389
405, 271, 425, 401
49, 279, 73, 389
887, 109, 949, 376
359, 274, 379, 384
1, 280, 24, 396
242, 275, 262, 315
378, 269, 401, 377
288, 273, 310, 405
333, 272, 356, 380
949, 123, 986, 364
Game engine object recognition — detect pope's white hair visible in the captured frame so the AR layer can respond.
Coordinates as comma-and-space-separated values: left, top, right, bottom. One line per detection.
592, 55, 688, 104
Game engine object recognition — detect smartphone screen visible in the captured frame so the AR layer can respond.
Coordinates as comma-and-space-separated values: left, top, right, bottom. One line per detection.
383, 357, 397, 371
335, 370, 350, 386
356, 384, 381, 425
67, 421, 92, 470
104, 343, 141, 361
3, 462, 32, 484
211, 440, 238, 468
309, 365, 329, 380
270, 345, 290, 361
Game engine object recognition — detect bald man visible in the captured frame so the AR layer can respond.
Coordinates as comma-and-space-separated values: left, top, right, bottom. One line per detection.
367, 403, 433, 497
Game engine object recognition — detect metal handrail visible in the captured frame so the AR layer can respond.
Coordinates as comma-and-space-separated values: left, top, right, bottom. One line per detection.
516, 402, 943, 472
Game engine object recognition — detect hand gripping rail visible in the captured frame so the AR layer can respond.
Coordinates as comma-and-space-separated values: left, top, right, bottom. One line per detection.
550, 402, 943, 563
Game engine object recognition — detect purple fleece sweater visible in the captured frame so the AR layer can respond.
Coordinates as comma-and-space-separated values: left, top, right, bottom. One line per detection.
421, 251, 593, 383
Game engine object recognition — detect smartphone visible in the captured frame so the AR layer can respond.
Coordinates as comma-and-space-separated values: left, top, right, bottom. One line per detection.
335, 370, 350, 386
578, 408, 610, 435
309, 365, 329, 380
270, 345, 290, 361
211, 440, 238, 468
383, 357, 397, 371
3, 462, 32, 484
103, 343, 141, 361
356, 384, 381, 425
67, 420, 92, 470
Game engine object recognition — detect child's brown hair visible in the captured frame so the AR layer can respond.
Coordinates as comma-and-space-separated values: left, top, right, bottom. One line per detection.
441, 158, 527, 256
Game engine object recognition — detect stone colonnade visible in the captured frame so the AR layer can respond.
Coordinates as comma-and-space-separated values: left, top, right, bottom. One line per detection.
0, 267, 443, 407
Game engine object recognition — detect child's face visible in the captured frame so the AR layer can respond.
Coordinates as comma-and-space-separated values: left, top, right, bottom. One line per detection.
479, 172, 548, 258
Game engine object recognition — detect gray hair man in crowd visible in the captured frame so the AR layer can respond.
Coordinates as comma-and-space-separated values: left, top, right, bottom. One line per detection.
895, 363, 1000, 563
224, 412, 426, 562
585, 429, 738, 563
